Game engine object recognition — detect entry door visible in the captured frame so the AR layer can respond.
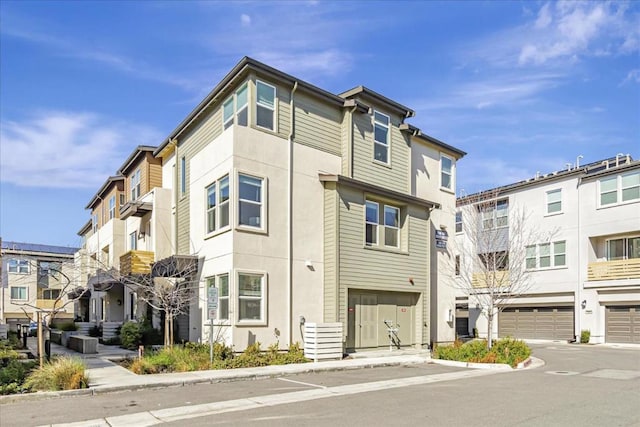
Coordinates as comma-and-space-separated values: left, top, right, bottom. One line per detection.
395, 295, 414, 346
359, 294, 378, 348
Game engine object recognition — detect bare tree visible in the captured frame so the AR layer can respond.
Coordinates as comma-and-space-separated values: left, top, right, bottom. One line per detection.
451, 192, 555, 348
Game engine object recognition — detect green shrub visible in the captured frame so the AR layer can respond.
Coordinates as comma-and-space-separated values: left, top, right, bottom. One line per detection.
433, 338, 530, 368
57, 322, 78, 332
24, 357, 88, 391
580, 330, 590, 344
120, 321, 144, 349
102, 336, 122, 346
0, 340, 20, 364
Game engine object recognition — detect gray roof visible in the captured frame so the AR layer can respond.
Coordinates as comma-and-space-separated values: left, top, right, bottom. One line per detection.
1, 241, 79, 255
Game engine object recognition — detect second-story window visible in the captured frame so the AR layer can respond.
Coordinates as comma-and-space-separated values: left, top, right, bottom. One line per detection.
480, 199, 508, 230
365, 200, 401, 249
600, 171, 640, 206
455, 211, 463, 233
256, 80, 275, 131
384, 205, 400, 247
180, 157, 186, 196
238, 174, 263, 228
8, 259, 29, 274
223, 83, 248, 130
365, 201, 379, 245
206, 175, 230, 234
131, 169, 141, 201
373, 111, 390, 164
526, 241, 566, 269
92, 214, 98, 233
108, 195, 116, 220
440, 154, 453, 190
546, 189, 562, 214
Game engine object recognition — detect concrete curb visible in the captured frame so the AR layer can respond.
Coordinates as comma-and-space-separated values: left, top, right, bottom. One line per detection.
0, 355, 431, 404
431, 355, 544, 371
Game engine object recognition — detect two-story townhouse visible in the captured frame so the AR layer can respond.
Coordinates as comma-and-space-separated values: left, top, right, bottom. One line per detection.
1, 241, 78, 330
455, 155, 639, 344
152, 57, 465, 351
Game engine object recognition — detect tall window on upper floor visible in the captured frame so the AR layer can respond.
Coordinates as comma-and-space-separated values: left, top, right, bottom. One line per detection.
546, 189, 562, 214
599, 171, 640, 206
256, 80, 275, 131
606, 237, 640, 261
180, 157, 186, 196
480, 199, 508, 230
455, 211, 463, 233
10, 287, 28, 301
238, 174, 264, 229
455, 255, 461, 276
440, 154, 454, 191
129, 231, 137, 251
108, 195, 116, 220
373, 111, 390, 164
206, 175, 230, 234
526, 241, 566, 269
92, 214, 98, 233
365, 199, 401, 249
8, 259, 29, 274
223, 83, 249, 130
131, 168, 141, 201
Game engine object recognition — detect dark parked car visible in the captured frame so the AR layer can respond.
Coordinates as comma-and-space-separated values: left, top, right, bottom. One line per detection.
28, 321, 38, 336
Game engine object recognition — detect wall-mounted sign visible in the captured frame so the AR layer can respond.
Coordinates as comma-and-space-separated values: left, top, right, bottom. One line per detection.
435, 229, 448, 249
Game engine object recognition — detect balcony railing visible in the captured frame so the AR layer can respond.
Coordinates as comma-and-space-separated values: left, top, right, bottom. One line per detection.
36, 299, 64, 310
119, 250, 154, 275
587, 258, 640, 281
472, 270, 509, 288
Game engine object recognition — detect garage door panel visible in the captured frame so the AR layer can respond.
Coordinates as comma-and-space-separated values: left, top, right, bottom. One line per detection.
606, 306, 640, 344
499, 306, 574, 340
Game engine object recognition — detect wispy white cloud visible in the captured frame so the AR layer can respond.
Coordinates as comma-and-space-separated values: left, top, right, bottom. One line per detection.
622, 68, 640, 84
240, 14, 251, 27
0, 111, 161, 189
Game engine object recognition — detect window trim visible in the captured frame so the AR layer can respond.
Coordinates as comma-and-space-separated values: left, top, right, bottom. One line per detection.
364, 199, 403, 250
236, 171, 266, 233
525, 240, 567, 270
108, 195, 116, 220
8, 259, 30, 274
205, 175, 231, 236
236, 270, 267, 325
180, 157, 187, 197
222, 82, 249, 130
255, 80, 276, 132
365, 201, 379, 246
455, 211, 463, 234
92, 213, 99, 233
41, 289, 61, 300
372, 110, 390, 165
440, 153, 454, 192
10, 286, 28, 301
383, 205, 400, 248
598, 171, 640, 208
131, 168, 141, 201
480, 199, 509, 230
605, 236, 640, 261
129, 231, 137, 251
206, 273, 230, 323
545, 188, 563, 216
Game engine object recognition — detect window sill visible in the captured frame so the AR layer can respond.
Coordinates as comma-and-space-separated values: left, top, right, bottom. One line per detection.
440, 187, 455, 195
544, 211, 563, 217
236, 320, 267, 327
236, 225, 268, 235
251, 124, 278, 136
597, 198, 639, 210
364, 245, 409, 256
526, 266, 568, 272
372, 159, 392, 169
204, 227, 232, 240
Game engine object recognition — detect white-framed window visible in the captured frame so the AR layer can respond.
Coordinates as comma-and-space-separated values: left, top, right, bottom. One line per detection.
365, 201, 379, 245
384, 205, 400, 248
525, 240, 566, 269
180, 157, 186, 196
41, 289, 61, 300
481, 199, 508, 230
440, 154, 454, 190
455, 211, 463, 234
546, 189, 562, 214
365, 199, 401, 248
131, 168, 141, 201
256, 80, 276, 131
606, 236, 640, 261
223, 83, 248, 130
237, 272, 265, 323
8, 259, 29, 274
207, 274, 229, 321
599, 171, 640, 206
108, 195, 116, 220
129, 231, 137, 251
373, 111, 390, 164
206, 175, 230, 234
238, 174, 264, 229
10, 287, 28, 300
92, 213, 98, 233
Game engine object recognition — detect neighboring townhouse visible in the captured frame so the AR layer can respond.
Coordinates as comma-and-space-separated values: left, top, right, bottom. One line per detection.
151, 57, 465, 351
455, 155, 639, 344
75, 146, 171, 337
1, 241, 78, 330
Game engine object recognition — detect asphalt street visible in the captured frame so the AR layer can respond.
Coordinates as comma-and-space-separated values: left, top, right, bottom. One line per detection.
1, 343, 638, 427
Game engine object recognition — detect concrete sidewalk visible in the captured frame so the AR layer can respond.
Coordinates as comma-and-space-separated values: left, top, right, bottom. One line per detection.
1, 338, 433, 403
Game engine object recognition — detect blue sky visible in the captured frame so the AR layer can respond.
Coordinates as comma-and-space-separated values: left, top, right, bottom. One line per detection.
1, 1, 638, 247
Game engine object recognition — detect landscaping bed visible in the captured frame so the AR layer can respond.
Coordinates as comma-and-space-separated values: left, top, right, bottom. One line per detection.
433, 338, 531, 368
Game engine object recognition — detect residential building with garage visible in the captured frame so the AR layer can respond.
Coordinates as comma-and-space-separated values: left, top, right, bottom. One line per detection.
455, 154, 639, 344
1, 240, 78, 330
150, 56, 466, 351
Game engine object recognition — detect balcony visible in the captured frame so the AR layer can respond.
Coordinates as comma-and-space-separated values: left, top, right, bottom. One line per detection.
119, 250, 154, 275
472, 270, 510, 288
120, 200, 152, 220
587, 259, 640, 281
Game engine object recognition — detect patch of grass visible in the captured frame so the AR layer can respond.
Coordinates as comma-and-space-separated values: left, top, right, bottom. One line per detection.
24, 356, 89, 391
433, 338, 531, 368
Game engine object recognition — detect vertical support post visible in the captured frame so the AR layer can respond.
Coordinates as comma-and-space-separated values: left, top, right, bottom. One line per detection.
37, 311, 44, 368
209, 319, 214, 365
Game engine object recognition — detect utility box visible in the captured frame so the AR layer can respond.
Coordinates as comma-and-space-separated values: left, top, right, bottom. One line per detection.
303, 322, 343, 362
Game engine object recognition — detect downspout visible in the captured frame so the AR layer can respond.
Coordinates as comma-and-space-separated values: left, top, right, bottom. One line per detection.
173, 140, 179, 254
287, 81, 298, 347
576, 174, 583, 343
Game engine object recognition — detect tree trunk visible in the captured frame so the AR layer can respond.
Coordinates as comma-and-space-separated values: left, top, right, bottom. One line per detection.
169, 315, 174, 348
164, 315, 170, 348
487, 311, 494, 349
